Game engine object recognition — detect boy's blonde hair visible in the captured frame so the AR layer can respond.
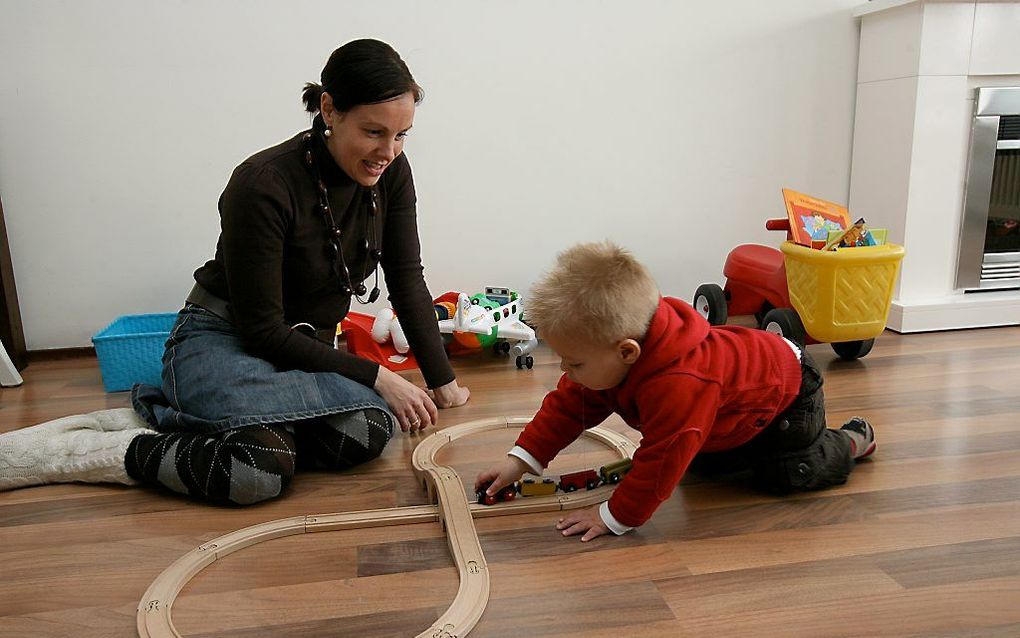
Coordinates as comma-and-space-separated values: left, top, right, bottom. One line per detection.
527, 241, 660, 345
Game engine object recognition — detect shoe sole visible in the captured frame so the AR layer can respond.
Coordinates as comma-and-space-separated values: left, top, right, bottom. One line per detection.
856, 440, 876, 460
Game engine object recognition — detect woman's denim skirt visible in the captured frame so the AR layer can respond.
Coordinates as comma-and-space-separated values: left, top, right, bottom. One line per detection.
132, 305, 391, 435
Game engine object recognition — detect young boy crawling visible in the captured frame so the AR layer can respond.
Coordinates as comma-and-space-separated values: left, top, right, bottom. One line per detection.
475, 241, 875, 541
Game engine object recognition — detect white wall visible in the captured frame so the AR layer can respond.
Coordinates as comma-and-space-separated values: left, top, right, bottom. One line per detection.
0, 0, 862, 349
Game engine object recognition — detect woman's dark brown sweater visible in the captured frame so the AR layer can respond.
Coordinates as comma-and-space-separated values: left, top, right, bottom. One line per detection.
193, 127, 454, 389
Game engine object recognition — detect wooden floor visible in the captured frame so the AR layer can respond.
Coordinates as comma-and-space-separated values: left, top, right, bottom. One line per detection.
2, 325, 1020, 637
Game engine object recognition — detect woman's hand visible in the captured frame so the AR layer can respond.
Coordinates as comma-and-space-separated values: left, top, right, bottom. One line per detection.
373, 366, 438, 433
556, 505, 610, 542
429, 380, 470, 408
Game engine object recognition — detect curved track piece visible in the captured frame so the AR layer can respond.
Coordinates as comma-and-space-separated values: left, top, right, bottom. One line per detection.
137, 417, 636, 638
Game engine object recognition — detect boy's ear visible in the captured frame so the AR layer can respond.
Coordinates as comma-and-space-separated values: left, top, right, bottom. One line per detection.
617, 339, 641, 364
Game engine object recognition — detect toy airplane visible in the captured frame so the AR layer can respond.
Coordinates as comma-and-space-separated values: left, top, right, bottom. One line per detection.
372, 287, 540, 369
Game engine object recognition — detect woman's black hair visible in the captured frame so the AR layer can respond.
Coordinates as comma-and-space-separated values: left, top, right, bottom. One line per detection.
301, 39, 423, 114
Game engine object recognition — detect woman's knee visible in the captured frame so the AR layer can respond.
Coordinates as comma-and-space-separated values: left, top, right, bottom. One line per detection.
327, 407, 394, 460
225, 458, 294, 505
220, 425, 297, 505
361, 407, 394, 458
302, 407, 394, 470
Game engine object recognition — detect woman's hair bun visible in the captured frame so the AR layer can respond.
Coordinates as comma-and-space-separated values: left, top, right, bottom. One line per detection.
301, 82, 324, 114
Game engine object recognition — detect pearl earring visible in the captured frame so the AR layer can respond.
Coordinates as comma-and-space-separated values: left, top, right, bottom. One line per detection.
323, 127, 332, 138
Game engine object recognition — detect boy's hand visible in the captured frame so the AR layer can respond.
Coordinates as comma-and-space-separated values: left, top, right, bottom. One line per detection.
556, 505, 610, 542
474, 456, 530, 497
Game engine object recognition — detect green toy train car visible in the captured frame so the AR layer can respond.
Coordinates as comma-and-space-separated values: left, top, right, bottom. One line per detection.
599, 458, 632, 484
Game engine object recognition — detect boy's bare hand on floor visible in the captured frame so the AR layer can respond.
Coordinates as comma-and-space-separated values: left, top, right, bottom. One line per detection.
557, 505, 609, 542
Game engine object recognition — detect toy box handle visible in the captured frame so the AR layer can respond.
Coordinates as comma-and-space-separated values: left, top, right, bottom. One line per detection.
766, 218, 793, 241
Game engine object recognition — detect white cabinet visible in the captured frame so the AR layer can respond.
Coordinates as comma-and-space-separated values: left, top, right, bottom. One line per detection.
850, 0, 1020, 331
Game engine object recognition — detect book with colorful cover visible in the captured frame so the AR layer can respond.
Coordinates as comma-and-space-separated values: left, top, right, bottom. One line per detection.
782, 188, 852, 247
823, 218, 888, 250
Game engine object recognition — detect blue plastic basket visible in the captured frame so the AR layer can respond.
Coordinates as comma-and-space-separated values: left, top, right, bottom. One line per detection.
91, 313, 177, 392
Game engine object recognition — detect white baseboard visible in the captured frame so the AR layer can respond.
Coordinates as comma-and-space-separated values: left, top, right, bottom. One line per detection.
887, 290, 1020, 333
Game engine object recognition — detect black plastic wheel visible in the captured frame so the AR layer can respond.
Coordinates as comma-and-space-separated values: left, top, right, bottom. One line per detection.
754, 301, 775, 326
759, 308, 806, 348
515, 355, 523, 369
693, 283, 728, 326
831, 339, 875, 360
525, 356, 534, 369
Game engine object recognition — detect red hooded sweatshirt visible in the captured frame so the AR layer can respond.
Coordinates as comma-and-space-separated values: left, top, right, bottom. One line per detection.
514, 297, 803, 528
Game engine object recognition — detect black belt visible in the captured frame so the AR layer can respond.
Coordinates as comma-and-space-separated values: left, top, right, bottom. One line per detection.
186, 283, 232, 322
185, 283, 337, 346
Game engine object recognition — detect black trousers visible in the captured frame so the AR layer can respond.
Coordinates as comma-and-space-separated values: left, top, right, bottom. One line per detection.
690, 351, 854, 493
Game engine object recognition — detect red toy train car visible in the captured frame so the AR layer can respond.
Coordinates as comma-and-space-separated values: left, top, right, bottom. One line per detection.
558, 469, 600, 492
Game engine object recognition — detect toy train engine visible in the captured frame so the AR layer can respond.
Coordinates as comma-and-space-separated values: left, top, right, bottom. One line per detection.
476, 480, 517, 506
599, 458, 632, 484
558, 469, 600, 492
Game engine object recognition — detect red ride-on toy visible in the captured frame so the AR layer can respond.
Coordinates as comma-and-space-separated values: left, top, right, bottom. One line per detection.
694, 218, 904, 360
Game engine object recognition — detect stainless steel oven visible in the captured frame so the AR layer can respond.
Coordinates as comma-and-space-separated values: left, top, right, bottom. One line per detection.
957, 87, 1020, 291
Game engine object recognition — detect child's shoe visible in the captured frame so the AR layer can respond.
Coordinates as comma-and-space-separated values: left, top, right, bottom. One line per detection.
0, 408, 155, 491
840, 417, 876, 460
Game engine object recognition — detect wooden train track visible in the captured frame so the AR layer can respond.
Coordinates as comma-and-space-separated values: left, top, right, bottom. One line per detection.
136, 416, 636, 638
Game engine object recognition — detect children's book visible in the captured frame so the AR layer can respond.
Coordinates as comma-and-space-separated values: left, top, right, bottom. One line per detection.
782, 189, 852, 247
823, 218, 888, 250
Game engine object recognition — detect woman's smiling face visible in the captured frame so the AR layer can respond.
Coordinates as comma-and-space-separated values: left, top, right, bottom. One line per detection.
324, 91, 415, 187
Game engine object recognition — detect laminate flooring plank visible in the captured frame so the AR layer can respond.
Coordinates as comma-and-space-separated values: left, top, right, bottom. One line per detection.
670, 501, 1020, 575
174, 534, 360, 595
867, 429, 1020, 460
654, 556, 903, 620
912, 623, 1020, 638
484, 543, 690, 597
0, 535, 201, 616
171, 569, 459, 635
356, 535, 455, 577
849, 475, 1020, 514
186, 607, 442, 638
871, 535, 1020, 589
669, 575, 1020, 638
649, 492, 871, 540
0, 601, 138, 638
468, 581, 675, 638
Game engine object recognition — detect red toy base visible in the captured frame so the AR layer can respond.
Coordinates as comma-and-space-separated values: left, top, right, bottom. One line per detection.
340, 292, 483, 372
340, 312, 420, 372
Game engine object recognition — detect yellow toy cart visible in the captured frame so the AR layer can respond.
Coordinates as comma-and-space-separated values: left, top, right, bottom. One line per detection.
781, 241, 905, 355
693, 219, 905, 360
